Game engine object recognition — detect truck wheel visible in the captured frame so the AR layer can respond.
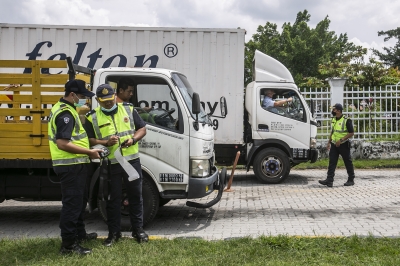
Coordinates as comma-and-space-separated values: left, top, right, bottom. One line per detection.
97, 175, 160, 228
253, 148, 290, 184
142, 175, 160, 226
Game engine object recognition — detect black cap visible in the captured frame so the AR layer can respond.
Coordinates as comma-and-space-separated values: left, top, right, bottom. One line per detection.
65, 79, 94, 97
331, 103, 343, 111
96, 84, 115, 102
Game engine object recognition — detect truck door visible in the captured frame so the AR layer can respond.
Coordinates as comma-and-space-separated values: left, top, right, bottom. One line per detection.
135, 79, 190, 177
99, 72, 190, 182
257, 87, 311, 151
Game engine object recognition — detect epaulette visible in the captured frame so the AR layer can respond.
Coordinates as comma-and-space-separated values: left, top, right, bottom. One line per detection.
122, 102, 133, 106
85, 109, 96, 117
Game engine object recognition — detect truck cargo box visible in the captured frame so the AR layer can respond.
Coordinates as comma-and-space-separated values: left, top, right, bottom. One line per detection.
0, 24, 246, 145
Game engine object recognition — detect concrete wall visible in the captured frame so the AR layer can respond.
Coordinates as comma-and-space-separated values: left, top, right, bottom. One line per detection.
316, 140, 400, 159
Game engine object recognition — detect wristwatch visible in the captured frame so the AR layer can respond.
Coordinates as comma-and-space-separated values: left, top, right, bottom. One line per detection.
132, 137, 137, 145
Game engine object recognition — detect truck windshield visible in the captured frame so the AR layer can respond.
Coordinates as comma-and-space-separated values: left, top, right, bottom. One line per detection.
171, 73, 209, 124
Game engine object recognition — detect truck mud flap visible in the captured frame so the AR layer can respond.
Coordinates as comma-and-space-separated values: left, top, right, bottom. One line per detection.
310, 149, 318, 163
186, 167, 227, 208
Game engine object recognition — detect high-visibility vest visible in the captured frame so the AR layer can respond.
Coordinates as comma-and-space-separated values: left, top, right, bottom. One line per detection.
331, 116, 349, 143
86, 103, 139, 164
48, 101, 90, 166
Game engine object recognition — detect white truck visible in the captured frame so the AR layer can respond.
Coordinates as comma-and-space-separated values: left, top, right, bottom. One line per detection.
0, 24, 317, 190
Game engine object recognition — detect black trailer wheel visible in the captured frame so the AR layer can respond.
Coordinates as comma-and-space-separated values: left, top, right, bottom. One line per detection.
97, 174, 160, 228
253, 148, 290, 184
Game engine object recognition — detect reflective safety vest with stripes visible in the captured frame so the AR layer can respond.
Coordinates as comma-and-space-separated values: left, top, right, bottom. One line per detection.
331, 116, 348, 143
48, 101, 90, 166
86, 103, 139, 164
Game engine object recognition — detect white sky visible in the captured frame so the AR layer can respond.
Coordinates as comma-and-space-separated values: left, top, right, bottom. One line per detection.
1, 0, 399, 56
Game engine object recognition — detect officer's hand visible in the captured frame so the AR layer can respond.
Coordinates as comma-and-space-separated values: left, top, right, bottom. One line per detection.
88, 149, 102, 159
287, 97, 293, 102
335, 140, 341, 147
121, 138, 134, 148
107, 135, 119, 146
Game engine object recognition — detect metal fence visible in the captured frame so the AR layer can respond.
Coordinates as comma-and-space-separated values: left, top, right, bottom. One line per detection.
301, 84, 400, 140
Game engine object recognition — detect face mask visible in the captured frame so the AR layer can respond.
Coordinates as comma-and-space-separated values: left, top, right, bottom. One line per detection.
101, 104, 117, 112
331, 111, 336, 116
73, 93, 86, 107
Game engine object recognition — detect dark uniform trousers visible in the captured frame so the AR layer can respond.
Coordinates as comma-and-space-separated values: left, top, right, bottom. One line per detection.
327, 141, 355, 182
54, 163, 92, 245
107, 158, 144, 233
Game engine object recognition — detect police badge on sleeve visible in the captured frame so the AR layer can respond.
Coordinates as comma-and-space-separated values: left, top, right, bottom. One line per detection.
64, 117, 70, 124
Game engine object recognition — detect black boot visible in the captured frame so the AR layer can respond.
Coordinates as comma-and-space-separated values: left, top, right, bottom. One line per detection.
77, 232, 98, 244
103, 232, 122, 247
132, 227, 149, 243
60, 240, 92, 255
318, 179, 333, 187
344, 180, 355, 186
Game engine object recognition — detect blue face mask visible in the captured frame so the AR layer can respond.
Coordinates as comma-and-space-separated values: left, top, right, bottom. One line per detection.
73, 94, 86, 107
101, 104, 117, 112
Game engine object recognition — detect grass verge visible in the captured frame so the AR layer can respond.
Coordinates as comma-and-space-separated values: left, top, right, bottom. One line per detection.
1, 236, 400, 265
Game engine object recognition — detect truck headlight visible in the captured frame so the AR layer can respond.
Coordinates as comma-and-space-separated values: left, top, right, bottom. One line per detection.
310, 138, 317, 149
191, 159, 210, 177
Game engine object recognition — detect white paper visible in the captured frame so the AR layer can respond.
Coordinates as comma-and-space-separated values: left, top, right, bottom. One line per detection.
114, 148, 139, 181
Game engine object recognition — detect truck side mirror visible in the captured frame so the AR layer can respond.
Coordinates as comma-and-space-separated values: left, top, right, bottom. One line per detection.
192, 92, 200, 115
220, 96, 227, 118
192, 92, 200, 131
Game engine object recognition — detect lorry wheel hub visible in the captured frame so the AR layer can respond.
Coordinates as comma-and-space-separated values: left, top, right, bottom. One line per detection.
262, 158, 282, 176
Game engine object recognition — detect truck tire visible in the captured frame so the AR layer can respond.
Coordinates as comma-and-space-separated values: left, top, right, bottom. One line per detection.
142, 175, 160, 226
253, 148, 290, 184
97, 174, 160, 228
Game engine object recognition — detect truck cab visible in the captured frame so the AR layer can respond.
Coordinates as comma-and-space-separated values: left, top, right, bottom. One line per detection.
244, 50, 318, 183
88, 67, 226, 223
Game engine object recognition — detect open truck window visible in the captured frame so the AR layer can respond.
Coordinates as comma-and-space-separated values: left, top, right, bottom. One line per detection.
105, 75, 182, 133
260, 89, 306, 123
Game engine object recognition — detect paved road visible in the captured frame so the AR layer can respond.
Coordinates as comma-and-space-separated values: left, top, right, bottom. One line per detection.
1, 169, 399, 240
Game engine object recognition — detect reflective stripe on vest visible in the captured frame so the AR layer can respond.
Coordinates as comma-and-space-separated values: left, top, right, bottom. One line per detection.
86, 103, 139, 164
331, 116, 348, 143
48, 101, 90, 166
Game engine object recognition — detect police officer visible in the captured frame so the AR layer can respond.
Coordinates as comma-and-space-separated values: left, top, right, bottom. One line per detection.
84, 84, 148, 246
319, 103, 356, 187
48, 79, 102, 255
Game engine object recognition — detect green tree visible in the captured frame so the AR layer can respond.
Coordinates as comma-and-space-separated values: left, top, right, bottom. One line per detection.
372, 27, 400, 68
318, 52, 400, 87
245, 10, 363, 86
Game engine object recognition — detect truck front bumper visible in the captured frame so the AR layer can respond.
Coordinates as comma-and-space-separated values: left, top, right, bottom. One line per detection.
187, 166, 220, 199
